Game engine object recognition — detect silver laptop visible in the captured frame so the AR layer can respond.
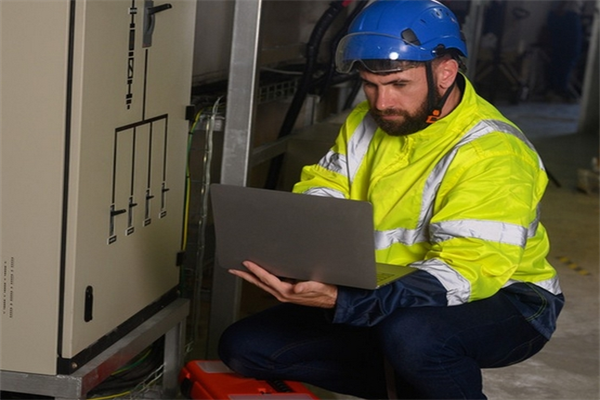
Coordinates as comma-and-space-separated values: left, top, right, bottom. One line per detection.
209, 184, 416, 290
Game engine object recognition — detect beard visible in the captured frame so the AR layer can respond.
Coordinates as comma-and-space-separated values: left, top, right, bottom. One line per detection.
369, 92, 441, 137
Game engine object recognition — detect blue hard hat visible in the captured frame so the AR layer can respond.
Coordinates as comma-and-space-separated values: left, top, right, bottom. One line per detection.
336, 0, 468, 73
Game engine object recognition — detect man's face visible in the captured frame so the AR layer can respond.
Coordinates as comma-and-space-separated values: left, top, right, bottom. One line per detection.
360, 66, 440, 136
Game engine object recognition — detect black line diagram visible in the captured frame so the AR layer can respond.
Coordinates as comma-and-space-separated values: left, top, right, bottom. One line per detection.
107, 0, 176, 245
108, 114, 170, 245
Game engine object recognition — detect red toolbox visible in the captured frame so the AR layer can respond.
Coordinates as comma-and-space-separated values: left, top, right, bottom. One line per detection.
179, 360, 320, 399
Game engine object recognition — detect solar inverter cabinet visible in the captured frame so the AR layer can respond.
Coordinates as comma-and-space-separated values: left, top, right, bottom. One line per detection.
1, 0, 195, 375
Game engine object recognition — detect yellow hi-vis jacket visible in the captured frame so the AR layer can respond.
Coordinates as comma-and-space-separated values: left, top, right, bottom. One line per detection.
293, 74, 563, 338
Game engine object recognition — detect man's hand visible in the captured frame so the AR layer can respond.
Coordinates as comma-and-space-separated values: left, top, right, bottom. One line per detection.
228, 261, 338, 309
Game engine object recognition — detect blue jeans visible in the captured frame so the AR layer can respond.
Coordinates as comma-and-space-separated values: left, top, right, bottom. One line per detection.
218, 290, 548, 399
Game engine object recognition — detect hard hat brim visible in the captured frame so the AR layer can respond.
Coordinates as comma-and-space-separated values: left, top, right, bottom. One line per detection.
336, 33, 437, 74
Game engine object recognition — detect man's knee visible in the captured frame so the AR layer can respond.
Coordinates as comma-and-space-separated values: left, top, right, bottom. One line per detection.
218, 322, 259, 376
375, 310, 458, 371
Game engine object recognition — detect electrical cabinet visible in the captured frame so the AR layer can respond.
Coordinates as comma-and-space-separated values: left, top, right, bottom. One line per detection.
1, 0, 195, 375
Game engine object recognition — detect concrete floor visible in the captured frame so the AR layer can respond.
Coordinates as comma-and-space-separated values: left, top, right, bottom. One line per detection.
296, 101, 600, 400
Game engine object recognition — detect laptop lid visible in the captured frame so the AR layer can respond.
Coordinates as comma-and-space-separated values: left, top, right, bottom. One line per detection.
209, 184, 414, 289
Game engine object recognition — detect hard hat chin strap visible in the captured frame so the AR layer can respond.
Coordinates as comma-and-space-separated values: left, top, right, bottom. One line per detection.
424, 61, 456, 124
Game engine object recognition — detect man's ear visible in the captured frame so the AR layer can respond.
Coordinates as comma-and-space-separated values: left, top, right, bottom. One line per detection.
436, 57, 459, 91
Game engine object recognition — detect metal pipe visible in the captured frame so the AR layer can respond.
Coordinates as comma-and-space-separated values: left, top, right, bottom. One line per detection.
206, 0, 263, 358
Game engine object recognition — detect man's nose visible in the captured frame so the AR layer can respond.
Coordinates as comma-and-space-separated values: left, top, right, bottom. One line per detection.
374, 87, 393, 111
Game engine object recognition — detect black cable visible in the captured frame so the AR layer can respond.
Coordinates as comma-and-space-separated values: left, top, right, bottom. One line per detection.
264, 0, 350, 189
318, 0, 368, 99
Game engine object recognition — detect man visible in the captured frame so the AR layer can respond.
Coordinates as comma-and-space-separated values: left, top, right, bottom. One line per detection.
218, 1, 564, 398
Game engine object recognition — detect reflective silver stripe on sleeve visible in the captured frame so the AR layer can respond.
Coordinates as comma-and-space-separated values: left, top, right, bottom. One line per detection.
430, 219, 529, 247
318, 150, 346, 175
528, 206, 541, 238
374, 227, 425, 250
503, 276, 562, 295
317, 114, 376, 184
410, 258, 472, 305
303, 187, 346, 198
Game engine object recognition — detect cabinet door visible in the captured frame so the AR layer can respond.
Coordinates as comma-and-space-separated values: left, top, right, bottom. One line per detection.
61, 0, 195, 366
